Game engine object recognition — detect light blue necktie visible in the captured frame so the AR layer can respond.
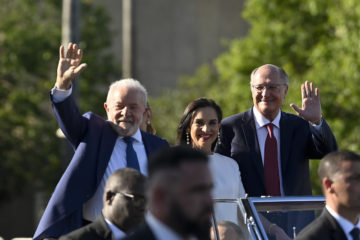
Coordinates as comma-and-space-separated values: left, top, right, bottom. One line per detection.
123, 137, 140, 171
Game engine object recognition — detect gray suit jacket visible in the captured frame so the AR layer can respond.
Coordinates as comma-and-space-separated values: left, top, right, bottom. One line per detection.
296, 208, 347, 240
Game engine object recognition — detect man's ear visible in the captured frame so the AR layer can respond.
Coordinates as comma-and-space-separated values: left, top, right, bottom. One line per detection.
283, 85, 289, 98
104, 102, 109, 113
323, 177, 334, 193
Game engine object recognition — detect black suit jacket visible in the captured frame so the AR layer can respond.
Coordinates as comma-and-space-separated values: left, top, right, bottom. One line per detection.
215, 108, 338, 196
296, 208, 347, 240
59, 214, 114, 240
123, 222, 156, 240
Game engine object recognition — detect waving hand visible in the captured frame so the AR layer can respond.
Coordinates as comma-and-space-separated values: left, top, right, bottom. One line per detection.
55, 43, 87, 90
290, 80, 322, 124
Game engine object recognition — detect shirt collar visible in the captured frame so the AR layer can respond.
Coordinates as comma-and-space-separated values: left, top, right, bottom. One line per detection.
146, 212, 196, 240
104, 216, 126, 240
253, 106, 281, 129
121, 128, 143, 143
326, 205, 360, 235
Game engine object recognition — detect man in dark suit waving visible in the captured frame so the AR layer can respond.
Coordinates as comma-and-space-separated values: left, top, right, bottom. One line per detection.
296, 150, 360, 240
34, 43, 169, 239
215, 64, 337, 197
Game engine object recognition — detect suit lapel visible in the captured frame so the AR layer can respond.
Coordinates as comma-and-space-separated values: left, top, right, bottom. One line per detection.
141, 131, 151, 157
323, 208, 348, 240
96, 214, 114, 240
97, 122, 118, 183
243, 109, 265, 186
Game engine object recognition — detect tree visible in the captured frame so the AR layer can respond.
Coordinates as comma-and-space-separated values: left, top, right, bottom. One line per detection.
152, 0, 360, 195
0, 0, 120, 202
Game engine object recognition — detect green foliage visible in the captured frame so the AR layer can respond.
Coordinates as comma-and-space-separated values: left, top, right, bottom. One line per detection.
0, 0, 120, 202
79, 2, 121, 113
152, 0, 360, 195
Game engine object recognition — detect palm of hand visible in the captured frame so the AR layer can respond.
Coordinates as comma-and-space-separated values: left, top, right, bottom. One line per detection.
55, 43, 87, 89
58, 57, 82, 80
299, 96, 321, 122
290, 81, 322, 123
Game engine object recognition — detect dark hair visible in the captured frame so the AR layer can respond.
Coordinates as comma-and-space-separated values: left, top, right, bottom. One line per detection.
148, 146, 208, 178
143, 102, 156, 134
176, 98, 222, 149
318, 150, 360, 181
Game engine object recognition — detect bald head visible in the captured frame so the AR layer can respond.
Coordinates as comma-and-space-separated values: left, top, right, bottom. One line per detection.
103, 168, 147, 233
250, 64, 289, 121
250, 64, 289, 85
104, 168, 145, 193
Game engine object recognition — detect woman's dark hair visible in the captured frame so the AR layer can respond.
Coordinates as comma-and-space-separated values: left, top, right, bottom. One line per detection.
176, 97, 222, 150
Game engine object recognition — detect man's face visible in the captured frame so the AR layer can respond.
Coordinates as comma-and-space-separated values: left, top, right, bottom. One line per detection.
104, 87, 146, 137
108, 181, 146, 231
251, 66, 288, 121
169, 161, 214, 239
330, 161, 360, 213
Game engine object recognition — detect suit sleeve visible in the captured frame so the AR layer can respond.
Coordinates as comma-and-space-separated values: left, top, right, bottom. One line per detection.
51, 92, 88, 149
307, 118, 338, 159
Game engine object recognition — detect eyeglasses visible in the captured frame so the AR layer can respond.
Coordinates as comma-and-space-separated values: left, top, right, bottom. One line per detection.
251, 84, 286, 93
114, 191, 146, 207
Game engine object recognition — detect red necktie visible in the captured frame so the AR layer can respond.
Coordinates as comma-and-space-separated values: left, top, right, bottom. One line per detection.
264, 123, 281, 196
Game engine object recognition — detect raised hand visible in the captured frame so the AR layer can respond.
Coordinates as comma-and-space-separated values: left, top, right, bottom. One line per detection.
290, 80, 322, 124
55, 43, 87, 90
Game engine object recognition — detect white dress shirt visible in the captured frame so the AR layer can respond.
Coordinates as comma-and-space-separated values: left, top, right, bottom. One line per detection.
51, 86, 148, 221
253, 107, 285, 195
252, 107, 323, 196
83, 130, 147, 220
326, 205, 360, 240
